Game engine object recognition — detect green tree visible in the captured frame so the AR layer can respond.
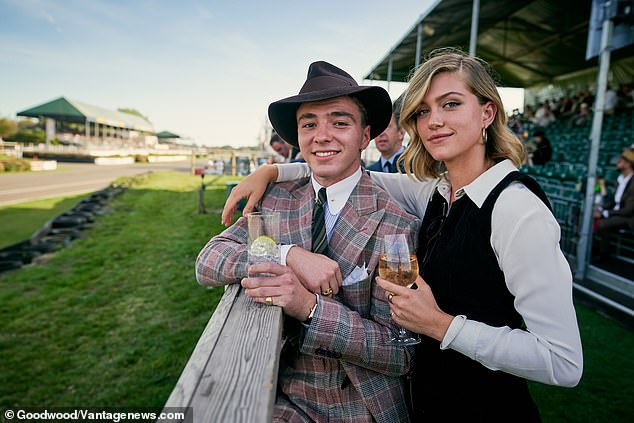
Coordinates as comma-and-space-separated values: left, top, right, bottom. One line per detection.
0, 117, 18, 138
5, 129, 45, 144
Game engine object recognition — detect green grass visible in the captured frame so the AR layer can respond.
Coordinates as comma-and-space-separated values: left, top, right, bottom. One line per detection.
0, 194, 89, 249
0, 171, 632, 421
0, 172, 238, 410
529, 302, 634, 422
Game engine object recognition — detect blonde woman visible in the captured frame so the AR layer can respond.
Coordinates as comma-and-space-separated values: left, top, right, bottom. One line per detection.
223, 49, 582, 421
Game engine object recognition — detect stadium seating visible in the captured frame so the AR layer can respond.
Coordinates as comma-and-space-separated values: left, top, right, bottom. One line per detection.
520, 109, 633, 268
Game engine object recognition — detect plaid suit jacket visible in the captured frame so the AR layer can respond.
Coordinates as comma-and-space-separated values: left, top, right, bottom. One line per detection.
196, 172, 420, 422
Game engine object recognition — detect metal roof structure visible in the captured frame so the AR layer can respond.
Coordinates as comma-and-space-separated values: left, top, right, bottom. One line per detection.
365, 0, 634, 88
17, 97, 154, 133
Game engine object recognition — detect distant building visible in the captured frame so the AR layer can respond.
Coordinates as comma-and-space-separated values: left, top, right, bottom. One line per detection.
17, 97, 156, 146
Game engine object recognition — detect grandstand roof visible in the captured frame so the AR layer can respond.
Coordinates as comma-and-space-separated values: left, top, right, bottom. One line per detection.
156, 130, 181, 138
17, 97, 154, 132
365, 0, 634, 88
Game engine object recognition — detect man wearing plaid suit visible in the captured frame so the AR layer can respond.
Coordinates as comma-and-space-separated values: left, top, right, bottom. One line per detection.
196, 61, 419, 422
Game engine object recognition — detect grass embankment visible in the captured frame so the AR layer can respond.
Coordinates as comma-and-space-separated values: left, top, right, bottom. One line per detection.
0, 194, 88, 249
0, 171, 632, 421
0, 172, 237, 410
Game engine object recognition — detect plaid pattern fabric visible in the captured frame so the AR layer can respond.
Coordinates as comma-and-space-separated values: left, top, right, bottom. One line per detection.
196, 173, 420, 423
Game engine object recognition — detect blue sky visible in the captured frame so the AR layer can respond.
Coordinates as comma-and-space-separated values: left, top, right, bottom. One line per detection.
0, 0, 433, 147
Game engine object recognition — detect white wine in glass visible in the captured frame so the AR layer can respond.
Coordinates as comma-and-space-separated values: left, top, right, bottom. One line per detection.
381, 234, 421, 346
378, 253, 419, 288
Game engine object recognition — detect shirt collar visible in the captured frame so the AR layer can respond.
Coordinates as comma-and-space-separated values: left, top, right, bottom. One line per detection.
380, 146, 405, 166
618, 173, 632, 186
446, 159, 517, 208
311, 167, 362, 215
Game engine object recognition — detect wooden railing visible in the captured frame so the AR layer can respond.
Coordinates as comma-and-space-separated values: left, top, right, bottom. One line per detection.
161, 284, 284, 422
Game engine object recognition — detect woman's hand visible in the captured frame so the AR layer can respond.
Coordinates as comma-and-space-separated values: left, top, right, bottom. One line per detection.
221, 165, 279, 226
376, 275, 454, 342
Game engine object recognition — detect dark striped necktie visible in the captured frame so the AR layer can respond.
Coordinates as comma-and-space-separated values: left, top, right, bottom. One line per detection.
384, 161, 394, 173
311, 187, 328, 255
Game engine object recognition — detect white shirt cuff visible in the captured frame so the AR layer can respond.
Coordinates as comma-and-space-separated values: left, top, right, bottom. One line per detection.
440, 314, 467, 349
302, 293, 320, 327
440, 316, 484, 363
602, 210, 609, 218
279, 244, 295, 266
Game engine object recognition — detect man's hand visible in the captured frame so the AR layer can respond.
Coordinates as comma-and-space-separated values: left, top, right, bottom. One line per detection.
286, 247, 342, 296
221, 165, 279, 226
242, 262, 317, 321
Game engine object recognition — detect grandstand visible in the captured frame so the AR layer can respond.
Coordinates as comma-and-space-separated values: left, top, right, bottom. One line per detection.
365, 0, 634, 314
17, 96, 157, 147
521, 110, 633, 275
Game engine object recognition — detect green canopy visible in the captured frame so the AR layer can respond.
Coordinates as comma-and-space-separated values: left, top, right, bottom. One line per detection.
17, 97, 154, 132
156, 130, 181, 139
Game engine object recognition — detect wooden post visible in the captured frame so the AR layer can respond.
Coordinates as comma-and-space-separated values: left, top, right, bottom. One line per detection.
197, 175, 206, 214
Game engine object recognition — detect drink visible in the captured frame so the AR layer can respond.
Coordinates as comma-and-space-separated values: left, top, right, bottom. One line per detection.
247, 213, 280, 277
381, 234, 421, 345
378, 253, 418, 287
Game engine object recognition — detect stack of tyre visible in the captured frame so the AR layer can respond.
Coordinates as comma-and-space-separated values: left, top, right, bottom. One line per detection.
0, 186, 123, 273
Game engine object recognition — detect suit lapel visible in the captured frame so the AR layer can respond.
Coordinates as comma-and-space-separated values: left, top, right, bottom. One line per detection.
328, 173, 384, 278
293, 181, 315, 250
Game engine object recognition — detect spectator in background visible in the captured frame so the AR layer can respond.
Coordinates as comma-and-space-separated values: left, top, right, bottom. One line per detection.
618, 83, 634, 110
270, 133, 294, 162
571, 102, 591, 127
530, 129, 552, 166
594, 148, 634, 261
367, 95, 406, 173
533, 102, 556, 127
604, 85, 618, 114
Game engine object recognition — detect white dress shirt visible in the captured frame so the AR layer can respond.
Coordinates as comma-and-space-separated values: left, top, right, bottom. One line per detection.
278, 167, 361, 263
601, 173, 632, 218
311, 167, 362, 241
276, 160, 583, 387
380, 146, 405, 172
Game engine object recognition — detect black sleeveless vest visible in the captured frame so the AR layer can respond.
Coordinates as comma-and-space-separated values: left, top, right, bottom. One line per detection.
412, 171, 550, 422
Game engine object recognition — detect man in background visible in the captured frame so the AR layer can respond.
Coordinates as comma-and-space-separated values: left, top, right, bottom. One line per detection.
270, 132, 293, 162
595, 148, 634, 261
366, 96, 406, 173
270, 132, 304, 163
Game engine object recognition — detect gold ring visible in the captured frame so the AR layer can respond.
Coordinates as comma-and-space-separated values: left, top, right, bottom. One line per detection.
321, 287, 333, 296
265, 296, 273, 306
388, 293, 394, 304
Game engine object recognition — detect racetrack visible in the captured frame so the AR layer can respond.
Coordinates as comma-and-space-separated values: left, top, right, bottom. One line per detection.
0, 160, 206, 206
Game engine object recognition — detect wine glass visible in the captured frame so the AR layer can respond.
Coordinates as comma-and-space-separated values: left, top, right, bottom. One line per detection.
379, 233, 421, 346
247, 212, 280, 277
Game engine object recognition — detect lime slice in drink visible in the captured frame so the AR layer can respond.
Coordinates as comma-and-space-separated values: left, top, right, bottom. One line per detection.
249, 235, 278, 256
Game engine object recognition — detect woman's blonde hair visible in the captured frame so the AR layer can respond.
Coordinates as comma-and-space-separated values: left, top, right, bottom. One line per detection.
398, 48, 525, 180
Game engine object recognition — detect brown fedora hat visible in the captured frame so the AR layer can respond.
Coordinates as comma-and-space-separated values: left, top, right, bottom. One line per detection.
268, 61, 392, 147
622, 148, 634, 166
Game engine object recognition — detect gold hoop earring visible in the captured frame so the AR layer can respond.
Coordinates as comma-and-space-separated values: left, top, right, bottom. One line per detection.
482, 127, 488, 144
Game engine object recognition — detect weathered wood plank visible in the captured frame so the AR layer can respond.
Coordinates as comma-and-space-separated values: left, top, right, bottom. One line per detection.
161, 283, 283, 422
191, 288, 283, 422
162, 284, 240, 410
